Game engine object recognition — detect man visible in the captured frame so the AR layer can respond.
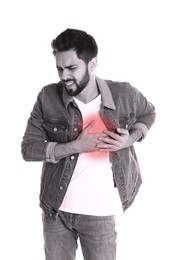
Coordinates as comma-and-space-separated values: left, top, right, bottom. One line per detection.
21, 28, 156, 260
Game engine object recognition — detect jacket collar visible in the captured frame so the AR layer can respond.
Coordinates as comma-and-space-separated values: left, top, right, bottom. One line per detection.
96, 76, 115, 110
62, 76, 116, 110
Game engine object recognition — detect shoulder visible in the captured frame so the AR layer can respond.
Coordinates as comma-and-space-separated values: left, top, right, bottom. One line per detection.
42, 81, 62, 94
106, 80, 132, 89
38, 81, 63, 99
105, 80, 136, 97
37, 82, 63, 104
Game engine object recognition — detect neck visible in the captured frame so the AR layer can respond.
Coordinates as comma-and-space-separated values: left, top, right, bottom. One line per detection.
75, 75, 99, 104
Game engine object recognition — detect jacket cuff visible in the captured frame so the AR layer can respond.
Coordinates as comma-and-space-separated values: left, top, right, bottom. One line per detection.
46, 142, 60, 163
131, 122, 148, 141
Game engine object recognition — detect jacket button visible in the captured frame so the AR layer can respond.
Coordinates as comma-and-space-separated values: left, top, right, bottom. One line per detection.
74, 128, 78, 132
59, 186, 64, 190
70, 155, 75, 160
53, 127, 57, 132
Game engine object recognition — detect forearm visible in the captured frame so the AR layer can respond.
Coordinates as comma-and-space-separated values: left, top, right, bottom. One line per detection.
55, 140, 79, 159
129, 128, 143, 144
130, 122, 148, 141
46, 140, 80, 163
21, 141, 47, 161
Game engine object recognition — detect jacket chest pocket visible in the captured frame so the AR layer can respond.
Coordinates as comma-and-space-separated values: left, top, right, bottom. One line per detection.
119, 113, 136, 130
43, 121, 68, 142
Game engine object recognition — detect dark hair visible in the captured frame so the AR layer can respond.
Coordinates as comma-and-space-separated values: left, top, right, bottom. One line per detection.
51, 28, 98, 64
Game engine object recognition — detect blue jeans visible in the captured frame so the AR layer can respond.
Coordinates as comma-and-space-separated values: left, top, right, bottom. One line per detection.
42, 211, 117, 260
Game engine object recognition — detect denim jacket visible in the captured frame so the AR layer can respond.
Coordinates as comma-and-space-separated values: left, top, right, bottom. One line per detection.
21, 76, 156, 218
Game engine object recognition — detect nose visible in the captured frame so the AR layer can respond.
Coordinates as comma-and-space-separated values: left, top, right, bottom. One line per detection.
59, 69, 70, 80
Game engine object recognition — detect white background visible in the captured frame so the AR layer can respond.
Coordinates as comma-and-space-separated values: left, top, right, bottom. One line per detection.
0, 0, 172, 259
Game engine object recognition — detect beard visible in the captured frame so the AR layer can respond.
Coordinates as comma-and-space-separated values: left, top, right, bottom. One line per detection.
62, 66, 90, 96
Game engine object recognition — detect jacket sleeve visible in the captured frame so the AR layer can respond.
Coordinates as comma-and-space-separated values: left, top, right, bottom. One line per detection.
130, 86, 156, 141
21, 88, 48, 161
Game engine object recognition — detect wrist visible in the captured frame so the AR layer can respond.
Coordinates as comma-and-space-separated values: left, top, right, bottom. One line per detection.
70, 139, 80, 154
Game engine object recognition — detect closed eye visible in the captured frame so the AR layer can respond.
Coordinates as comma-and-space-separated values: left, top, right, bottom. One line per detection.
56, 66, 77, 71
68, 66, 77, 70
57, 67, 63, 72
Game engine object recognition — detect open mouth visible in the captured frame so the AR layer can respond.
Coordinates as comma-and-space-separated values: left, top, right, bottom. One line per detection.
63, 80, 75, 87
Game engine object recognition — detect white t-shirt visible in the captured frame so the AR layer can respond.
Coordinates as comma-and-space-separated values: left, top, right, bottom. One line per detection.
59, 94, 116, 216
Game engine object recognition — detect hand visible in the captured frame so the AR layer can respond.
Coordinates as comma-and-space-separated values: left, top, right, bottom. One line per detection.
75, 121, 107, 153
97, 128, 133, 152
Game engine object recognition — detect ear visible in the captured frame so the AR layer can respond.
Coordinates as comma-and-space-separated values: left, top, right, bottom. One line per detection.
88, 57, 97, 72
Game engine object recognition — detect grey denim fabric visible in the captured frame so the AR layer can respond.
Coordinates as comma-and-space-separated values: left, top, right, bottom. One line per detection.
21, 77, 156, 217
42, 211, 117, 260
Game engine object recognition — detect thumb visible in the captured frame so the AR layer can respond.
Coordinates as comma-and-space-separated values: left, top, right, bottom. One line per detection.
83, 120, 95, 133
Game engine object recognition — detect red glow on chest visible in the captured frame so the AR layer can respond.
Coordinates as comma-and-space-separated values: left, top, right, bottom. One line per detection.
83, 113, 106, 133
82, 113, 108, 159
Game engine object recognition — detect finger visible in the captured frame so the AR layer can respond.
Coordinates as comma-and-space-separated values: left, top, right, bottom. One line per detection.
97, 141, 122, 151
103, 130, 121, 141
97, 141, 120, 149
98, 137, 119, 145
116, 128, 129, 135
97, 144, 120, 151
99, 148, 120, 152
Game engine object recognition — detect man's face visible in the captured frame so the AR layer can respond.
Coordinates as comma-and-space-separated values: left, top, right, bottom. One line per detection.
55, 49, 90, 96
